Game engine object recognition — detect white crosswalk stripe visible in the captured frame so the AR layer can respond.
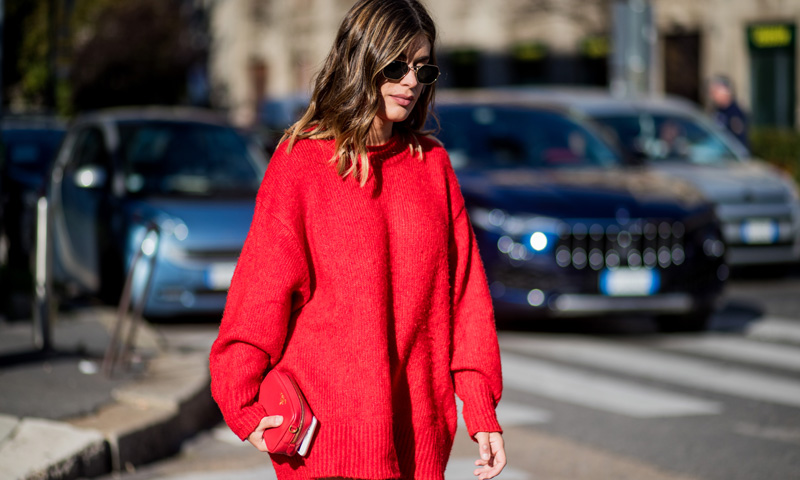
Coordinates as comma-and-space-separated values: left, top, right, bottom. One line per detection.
501, 351, 722, 418
501, 334, 800, 409
746, 317, 800, 346
458, 398, 552, 429
655, 335, 800, 373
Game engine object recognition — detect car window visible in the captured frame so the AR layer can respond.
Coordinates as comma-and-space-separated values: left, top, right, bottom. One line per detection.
592, 113, 740, 164
119, 122, 261, 197
435, 106, 620, 170
63, 127, 109, 181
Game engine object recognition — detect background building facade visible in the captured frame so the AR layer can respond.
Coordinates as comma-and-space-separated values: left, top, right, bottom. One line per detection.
209, 0, 799, 131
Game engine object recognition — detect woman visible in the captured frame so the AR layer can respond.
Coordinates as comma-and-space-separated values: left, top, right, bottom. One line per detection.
209, 1, 506, 478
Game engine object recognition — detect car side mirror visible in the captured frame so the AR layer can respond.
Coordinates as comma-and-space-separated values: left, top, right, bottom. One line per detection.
73, 165, 107, 189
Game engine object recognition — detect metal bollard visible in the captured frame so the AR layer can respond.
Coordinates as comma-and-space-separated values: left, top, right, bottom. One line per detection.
32, 196, 54, 352
103, 223, 160, 378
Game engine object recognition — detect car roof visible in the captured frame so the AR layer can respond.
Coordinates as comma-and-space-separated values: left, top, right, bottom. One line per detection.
1, 114, 66, 131
436, 89, 578, 115
483, 86, 703, 117
71, 106, 231, 127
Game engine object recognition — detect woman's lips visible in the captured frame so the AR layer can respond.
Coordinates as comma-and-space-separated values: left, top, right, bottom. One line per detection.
392, 95, 414, 107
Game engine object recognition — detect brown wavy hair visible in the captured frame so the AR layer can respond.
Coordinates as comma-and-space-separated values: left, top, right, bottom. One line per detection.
281, 0, 438, 186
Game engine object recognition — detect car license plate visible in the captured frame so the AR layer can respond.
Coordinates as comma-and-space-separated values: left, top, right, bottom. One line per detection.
207, 262, 236, 290
600, 268, 660, 296
741, 219, 778, 244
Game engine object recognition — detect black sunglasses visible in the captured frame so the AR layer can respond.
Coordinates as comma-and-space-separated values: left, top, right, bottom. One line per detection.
382, 60, 440, 85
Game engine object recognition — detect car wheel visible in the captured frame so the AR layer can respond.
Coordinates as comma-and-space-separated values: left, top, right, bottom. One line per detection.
656, 308, 712, 333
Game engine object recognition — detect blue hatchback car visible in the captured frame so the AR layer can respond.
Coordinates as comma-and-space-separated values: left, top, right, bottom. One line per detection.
45, 108, 267, 318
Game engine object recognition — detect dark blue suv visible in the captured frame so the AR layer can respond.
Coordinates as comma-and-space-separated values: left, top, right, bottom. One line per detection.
434, 92, 727, 331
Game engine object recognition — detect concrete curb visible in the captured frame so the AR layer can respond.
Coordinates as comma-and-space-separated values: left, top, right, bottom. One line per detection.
0, 310, 221, 480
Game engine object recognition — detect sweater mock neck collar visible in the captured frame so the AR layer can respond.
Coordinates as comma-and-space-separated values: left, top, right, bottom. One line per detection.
367, 133, 410, 164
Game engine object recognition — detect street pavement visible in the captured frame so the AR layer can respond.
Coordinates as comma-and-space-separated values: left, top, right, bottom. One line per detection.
0, 307, 220, 480
94, 273, 800, 480
0, 276, 800, 480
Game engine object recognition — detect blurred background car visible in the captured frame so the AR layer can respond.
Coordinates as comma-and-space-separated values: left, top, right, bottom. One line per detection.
44, 107, 267, 319
1, 115, 66, 269
435, 91, 728, 331
513, 88, 800, 268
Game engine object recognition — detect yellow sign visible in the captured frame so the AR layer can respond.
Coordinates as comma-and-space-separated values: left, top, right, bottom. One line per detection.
750, 25, 794, 48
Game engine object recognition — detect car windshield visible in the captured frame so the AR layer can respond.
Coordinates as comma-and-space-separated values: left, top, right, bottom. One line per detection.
1, 129, 65, 171
592, 113, 740, 164
435, 106, 620, 170
119, 121, 262, 197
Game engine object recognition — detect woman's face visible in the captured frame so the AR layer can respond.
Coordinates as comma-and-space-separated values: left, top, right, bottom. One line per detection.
375, 36, 431, 126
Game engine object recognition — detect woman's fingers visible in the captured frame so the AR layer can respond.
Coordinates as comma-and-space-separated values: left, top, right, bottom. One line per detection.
260, 415, 284, 430
473, 432, 507, 479
246, 415, 284, 452
474, 432, 492, 463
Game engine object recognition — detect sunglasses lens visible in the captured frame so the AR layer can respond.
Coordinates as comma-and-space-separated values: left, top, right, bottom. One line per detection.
417, 65, 440, 84
383, 61, 408, 80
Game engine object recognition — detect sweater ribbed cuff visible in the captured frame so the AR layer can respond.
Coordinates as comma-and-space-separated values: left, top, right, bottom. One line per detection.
228, 403, 268, 441
462, 383, 503, 439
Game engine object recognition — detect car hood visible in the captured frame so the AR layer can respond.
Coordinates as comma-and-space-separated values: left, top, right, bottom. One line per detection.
126, 197, 255, 251
650, 160, 792, 204
458, 167, 709, 219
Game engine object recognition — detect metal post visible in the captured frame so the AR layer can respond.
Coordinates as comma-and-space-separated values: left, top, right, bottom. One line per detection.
103, 224, 160, 377
610, 0, 656, 98
32, 197, 53, 352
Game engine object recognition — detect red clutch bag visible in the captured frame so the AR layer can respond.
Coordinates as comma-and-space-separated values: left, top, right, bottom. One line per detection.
258, 368, 318, 456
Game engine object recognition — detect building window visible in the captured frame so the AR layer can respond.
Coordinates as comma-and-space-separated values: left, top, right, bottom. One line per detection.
663, 32, 701, 104
748, 24, 796, 127
579, 35, 609, 86
443, 49, 481, 89
511, 42, 548, 85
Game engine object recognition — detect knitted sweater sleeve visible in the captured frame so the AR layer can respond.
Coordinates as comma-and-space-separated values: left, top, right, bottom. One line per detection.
447, 166, 504, 439
208, 147, 312, 441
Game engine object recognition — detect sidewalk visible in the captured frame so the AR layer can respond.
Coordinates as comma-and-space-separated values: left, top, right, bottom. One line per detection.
0, 307, 220, 480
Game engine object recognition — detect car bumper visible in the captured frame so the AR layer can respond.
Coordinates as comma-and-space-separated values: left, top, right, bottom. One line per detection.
717, 202, 800, 266
726, 244, 800, 266
491, 284, 717, 317
129, 254, 236, 318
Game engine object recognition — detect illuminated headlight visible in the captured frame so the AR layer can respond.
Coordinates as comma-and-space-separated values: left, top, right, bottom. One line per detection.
471, 207, 561, 256
528, 232, 548, 252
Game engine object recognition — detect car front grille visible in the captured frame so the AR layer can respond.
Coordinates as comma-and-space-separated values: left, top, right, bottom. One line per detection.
554, 219, 687, 271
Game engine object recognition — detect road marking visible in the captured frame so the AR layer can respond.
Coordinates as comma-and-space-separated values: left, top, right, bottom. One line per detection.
734, 422, 800, 445
458, 398, 552, 429
446, 458, 530, 479
502, 336, 800, 409
212, 424, 247, 446
656, 335, 800, 373
747, 317, 800, 346
501, 352, 721, 418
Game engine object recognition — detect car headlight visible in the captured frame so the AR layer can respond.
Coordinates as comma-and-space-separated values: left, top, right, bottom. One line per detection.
470, 207, 562, 257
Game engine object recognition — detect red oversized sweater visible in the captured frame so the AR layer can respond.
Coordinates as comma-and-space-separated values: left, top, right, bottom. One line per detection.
209, 134, 503, 479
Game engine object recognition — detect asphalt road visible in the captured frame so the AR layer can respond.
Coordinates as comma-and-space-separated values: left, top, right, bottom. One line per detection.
95, 272, 800, 480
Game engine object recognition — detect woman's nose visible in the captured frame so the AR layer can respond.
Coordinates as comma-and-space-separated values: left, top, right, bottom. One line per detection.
401, 67, 419, 87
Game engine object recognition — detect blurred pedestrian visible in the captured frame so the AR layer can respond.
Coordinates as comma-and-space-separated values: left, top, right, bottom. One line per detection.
708, 74, 749, 149
208, 0, 506, 479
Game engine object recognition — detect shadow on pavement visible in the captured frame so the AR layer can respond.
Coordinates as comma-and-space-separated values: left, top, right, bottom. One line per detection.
496, 298, 765, 336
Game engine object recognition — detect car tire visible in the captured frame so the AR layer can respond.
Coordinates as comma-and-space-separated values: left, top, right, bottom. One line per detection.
655, 308, 712, 333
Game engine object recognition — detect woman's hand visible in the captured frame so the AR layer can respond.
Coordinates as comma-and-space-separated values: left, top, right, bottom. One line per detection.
473, 431, 506, 479
246, 415, 284, 452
